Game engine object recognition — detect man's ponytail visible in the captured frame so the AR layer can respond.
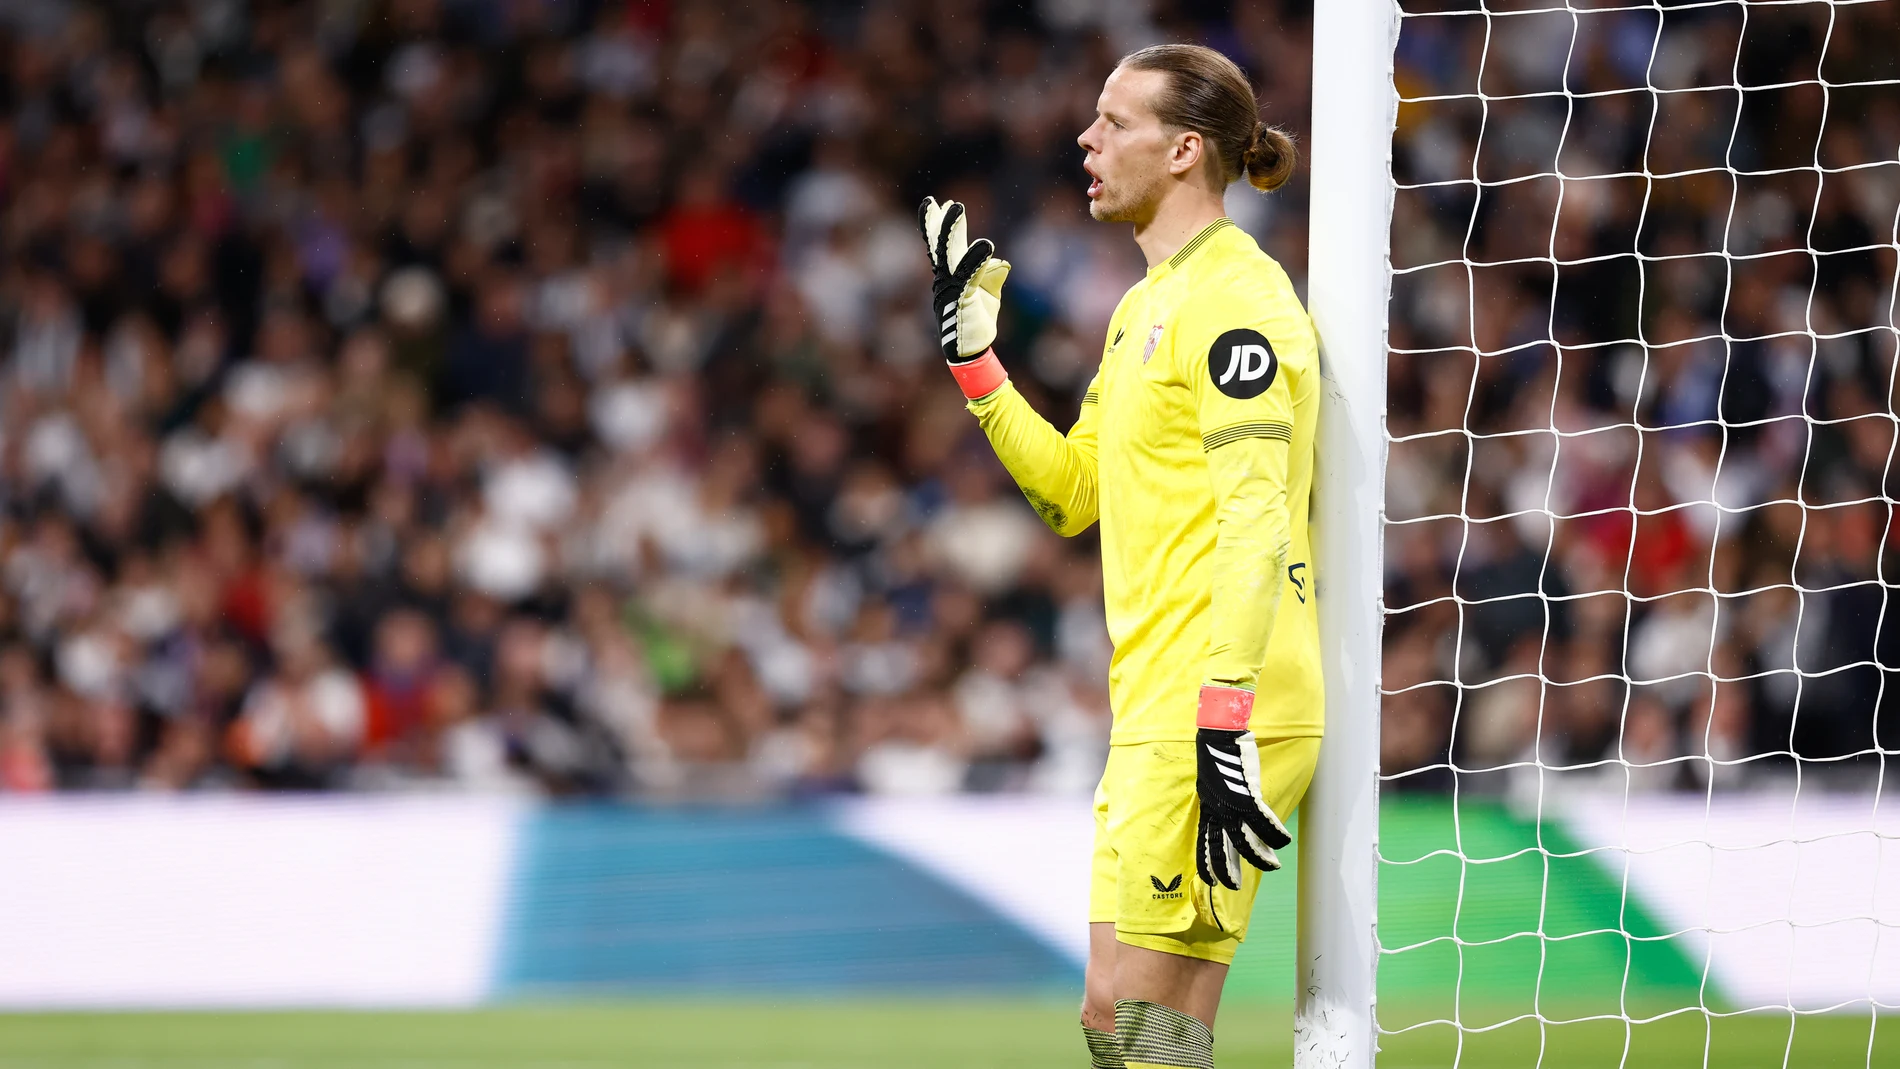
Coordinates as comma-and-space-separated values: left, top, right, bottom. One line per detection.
1241, 122, 1297, 192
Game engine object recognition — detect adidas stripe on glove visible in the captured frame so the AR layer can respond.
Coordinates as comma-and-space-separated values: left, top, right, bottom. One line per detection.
918, 196, 1011, 400
1195, 684, 1294, 890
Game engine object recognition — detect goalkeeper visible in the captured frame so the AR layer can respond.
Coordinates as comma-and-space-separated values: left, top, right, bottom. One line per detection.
919, 43, 1322, 1069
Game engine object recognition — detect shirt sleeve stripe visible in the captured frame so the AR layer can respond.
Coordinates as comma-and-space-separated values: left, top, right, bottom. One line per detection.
1202, 421, 1292, 451
1082, 390, 1100, 406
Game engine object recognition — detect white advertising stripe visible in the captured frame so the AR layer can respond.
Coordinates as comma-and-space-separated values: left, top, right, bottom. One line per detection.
829, 797, 1095, 965
1563, 793, 1900, 1011
0, 797, 519, 1008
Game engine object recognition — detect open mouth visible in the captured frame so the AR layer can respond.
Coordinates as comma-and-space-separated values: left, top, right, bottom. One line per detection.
1085, 161, 1103, 199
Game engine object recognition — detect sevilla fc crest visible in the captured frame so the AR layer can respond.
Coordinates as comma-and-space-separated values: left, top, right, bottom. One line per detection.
1142, 324, 1165, 364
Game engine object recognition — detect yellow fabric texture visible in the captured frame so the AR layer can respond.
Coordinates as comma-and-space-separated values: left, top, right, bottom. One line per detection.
968, 217, 1324, 743
1089, 736, 1320, 963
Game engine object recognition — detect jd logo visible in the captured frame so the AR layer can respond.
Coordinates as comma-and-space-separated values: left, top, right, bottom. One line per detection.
1150, 874, 1184, 899
1220, 345, 1271, 385
1207, 328, 1277, 399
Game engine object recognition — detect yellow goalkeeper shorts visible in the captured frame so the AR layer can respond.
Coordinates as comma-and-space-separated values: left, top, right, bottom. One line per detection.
1089, 735, 1321, 964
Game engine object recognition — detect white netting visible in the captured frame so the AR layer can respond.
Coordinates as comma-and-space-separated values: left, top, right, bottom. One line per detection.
1376, 0, 1900, 1062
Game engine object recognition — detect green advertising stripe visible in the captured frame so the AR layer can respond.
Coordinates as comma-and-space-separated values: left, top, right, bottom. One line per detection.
1225, 798, 1708, 1025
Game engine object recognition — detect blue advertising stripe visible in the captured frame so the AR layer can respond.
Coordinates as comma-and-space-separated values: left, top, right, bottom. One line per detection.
492, 805, 1079, 995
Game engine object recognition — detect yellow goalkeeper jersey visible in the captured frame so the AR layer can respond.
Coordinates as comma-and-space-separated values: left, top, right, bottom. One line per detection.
969, 217, 1323, 743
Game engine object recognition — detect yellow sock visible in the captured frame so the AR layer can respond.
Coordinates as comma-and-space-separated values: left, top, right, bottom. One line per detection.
1115, 999, 1213, 1069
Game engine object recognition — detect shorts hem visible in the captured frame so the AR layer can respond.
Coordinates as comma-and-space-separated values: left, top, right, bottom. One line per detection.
1114, 929, 1240, 965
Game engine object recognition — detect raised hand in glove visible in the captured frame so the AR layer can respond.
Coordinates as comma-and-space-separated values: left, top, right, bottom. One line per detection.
919, 196, 1012, 400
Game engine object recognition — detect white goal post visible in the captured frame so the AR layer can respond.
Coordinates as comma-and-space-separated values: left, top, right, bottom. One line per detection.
1301, 0, 1400, 1066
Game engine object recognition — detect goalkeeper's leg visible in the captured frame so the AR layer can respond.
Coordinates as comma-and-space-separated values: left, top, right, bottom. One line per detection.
1113, 944, 1225, 1068
1102, 735, 1320, 1067
1083, 924, 1225, 1068
1081, 922, 1123, 1067
1085, 772, 1125, 1067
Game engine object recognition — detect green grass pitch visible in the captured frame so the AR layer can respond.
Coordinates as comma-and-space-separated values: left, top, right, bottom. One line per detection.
0, 1001, 1892, 1068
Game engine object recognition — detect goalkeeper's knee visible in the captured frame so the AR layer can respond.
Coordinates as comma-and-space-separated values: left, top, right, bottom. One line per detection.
1115, 999, 1213, 1069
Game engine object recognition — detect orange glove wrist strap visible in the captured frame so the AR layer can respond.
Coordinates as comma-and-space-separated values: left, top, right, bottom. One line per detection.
949, 349, 1007, 400
1197, 685, 1254, 731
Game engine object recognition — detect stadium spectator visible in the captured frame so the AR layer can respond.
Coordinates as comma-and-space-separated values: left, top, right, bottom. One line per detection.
0, 0, 1892, 800
1382, 2, 1900, 791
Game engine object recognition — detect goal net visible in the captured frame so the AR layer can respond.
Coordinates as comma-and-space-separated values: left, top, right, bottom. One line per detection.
1375, 0, 1900, 1063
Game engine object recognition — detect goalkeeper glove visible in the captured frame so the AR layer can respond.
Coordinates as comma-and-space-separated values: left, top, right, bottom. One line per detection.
918, 196, 1011, 400
1195, 684, 1294, 890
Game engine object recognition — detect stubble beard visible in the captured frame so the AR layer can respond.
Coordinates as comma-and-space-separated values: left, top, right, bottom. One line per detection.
1088, 168, 1164, 225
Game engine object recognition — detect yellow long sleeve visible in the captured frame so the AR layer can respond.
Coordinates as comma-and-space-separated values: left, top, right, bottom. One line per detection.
1202, 435, 1292, 692
966, 377, 1101, 537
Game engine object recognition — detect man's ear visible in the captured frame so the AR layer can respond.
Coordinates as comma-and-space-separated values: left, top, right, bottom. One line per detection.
1167, 130, 1204, 178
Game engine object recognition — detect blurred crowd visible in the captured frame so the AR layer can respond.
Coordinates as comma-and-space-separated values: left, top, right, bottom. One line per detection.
0, 0, 1316, 795
7, 0, 1891, 802
1380, 2, 1900, 792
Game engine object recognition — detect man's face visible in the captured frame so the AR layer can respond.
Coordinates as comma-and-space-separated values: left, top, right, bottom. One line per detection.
1077, 67, 1177, 224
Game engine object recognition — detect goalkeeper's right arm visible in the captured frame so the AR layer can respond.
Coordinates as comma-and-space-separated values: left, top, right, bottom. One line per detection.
920, 196, 1099, 537
967, 378, 1100, 537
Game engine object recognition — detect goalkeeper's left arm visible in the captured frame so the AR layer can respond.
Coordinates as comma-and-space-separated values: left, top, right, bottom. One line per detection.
919, 197, 1100, 536
1202, 434, 1291, 692
1187, 311, 1303, 889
